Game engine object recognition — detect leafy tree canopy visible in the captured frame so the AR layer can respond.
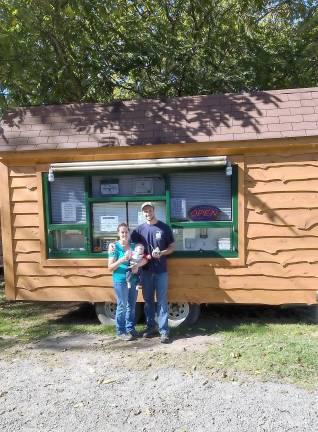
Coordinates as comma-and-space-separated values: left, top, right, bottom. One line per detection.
0, 0, 317, 112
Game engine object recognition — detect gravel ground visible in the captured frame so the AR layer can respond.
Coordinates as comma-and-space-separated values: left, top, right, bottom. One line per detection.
0, 334, 317, 432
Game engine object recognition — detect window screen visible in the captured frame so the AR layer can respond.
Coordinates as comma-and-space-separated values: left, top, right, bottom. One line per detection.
51, 230, 86, 252
169, 171, 232, 221
44, 168, 237, 259
50, 177, 86, 224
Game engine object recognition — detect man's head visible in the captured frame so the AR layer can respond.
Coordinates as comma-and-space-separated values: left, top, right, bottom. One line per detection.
141, 202, 156, 224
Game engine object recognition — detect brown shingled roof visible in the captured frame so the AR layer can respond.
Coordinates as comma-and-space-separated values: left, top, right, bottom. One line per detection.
1, 87, 318, 152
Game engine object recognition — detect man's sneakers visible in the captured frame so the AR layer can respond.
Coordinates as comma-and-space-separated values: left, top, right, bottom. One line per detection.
160, 333, 170, 344
142, 328, 159, 338
143, 328, 170, 343
117, 331, 139, 341
120, 329, 171, 343
128, 330, 139, 339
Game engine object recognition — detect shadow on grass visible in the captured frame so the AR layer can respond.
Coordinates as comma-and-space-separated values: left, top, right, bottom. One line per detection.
1, 282, 317, 352
171, 304, 317, 339
0, 295, 111, 351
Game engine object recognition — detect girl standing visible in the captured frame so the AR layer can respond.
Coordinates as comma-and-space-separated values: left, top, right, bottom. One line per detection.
108, 223, 146, 340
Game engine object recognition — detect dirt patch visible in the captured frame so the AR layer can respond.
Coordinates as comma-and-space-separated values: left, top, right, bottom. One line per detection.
1, 298, 317, 431
1, 333, 317, 432
28, 332, 221, 354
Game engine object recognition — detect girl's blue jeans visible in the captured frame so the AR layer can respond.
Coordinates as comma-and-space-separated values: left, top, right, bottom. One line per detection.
113, 279, 138, 335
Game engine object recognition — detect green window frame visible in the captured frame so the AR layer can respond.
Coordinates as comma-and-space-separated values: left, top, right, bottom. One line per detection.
43, 166, 238, 259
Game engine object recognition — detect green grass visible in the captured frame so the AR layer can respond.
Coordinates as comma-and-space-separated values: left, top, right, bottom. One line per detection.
207, 322, 317, 385
1, 280, 317, 387
171, 305, 318, 387
0, 284, 115, 349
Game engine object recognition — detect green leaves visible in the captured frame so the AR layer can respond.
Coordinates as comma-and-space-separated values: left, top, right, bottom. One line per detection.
0, 0, 317, 112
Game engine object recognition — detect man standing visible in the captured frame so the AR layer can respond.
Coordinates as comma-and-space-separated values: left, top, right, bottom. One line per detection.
131, 202, 175, 343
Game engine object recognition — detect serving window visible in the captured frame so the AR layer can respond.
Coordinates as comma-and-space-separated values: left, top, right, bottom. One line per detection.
43, 166, 238, 258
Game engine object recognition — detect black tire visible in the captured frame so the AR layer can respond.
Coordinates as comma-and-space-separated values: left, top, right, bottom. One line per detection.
95, 302, 143, 325
304, 305, 318, 324
168, 303, 200, 328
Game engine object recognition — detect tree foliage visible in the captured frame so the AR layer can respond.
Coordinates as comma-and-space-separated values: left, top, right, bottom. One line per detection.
0, 0, 317, 111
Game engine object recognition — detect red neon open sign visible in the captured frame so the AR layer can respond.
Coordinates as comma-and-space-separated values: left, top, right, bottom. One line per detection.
188, 205, 221, 221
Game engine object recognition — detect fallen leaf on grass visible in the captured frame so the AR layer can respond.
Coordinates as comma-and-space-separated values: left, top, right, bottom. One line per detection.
133, 408, 141, 416
144, 408, 155, 416
230, 352, 241, 358
73, 402, 84, 408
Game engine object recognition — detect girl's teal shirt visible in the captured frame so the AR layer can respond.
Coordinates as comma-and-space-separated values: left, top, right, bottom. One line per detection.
109, 241, 135, 282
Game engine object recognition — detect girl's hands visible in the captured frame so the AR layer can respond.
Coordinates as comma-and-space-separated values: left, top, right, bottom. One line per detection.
120, 250, 132, 263
108, 243, 115, 253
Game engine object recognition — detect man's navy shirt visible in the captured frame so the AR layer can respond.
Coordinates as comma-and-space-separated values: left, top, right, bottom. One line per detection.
131, 221, 175, 273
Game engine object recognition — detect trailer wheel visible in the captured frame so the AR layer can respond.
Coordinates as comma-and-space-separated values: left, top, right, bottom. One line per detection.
168, 303, 200, 328
307, 304, 318, 324
95, 302, 143, 325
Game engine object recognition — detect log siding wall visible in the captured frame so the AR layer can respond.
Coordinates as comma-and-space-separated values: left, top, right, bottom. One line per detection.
0, 220, 2, 268
4, 152, 318, 305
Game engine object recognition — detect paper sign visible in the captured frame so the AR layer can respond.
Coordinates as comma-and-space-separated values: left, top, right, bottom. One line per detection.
100, 215, 118, 232
135, 179, 153, 195
100, 182, 119, 195
171, 198, 187, 219
61, 202, 76, 222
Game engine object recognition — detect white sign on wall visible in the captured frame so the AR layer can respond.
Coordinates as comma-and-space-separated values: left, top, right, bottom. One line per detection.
100, 215, 118, 232
61, 202, 77, 222
100, 182, 119, 195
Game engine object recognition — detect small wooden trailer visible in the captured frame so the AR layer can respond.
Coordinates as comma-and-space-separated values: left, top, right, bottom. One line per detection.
1, 87, 318, 325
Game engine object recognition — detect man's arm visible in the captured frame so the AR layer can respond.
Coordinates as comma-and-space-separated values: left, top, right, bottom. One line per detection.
159, 242, 175, 257
158, 225, 175, 257
152, 241, 175, 259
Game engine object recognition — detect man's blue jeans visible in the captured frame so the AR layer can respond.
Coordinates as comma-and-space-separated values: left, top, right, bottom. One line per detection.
142, 270, 169, 335
113, 280, 138, 335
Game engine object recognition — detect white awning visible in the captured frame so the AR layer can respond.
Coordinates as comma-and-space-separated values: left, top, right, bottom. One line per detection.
49, 156, 228, 172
